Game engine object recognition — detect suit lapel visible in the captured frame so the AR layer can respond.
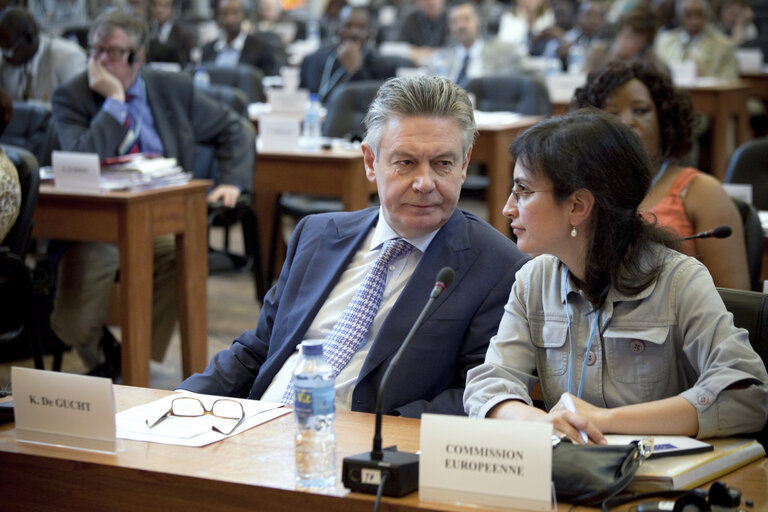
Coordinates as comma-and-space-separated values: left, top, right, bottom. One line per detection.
142, 71, 178, 159
358, 209, 474, 380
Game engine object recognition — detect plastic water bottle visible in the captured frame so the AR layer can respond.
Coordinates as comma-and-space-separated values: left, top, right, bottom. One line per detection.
306, 19, 321, 50
302, 93, 323, 150
567, 44, 585, 74
292, 339, 336, 493
193, 67, 210, 87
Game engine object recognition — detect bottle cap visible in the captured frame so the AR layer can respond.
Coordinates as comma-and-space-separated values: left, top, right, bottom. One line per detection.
301, 339, 324, 356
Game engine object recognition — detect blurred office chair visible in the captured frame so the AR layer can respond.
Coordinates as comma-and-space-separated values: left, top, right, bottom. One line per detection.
201, 63, 266, 104
0, 101, 58, 167
0, 144, 57, 370
322, 80, 383, 139
194, 83, 267, 302
731, 197, 764, 292
725, 137, 768, 211
716, 287, 768, 449
465, 75, 552, 115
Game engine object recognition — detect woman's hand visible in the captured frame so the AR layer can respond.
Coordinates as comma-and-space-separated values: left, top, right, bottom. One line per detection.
548, 394, 606, 445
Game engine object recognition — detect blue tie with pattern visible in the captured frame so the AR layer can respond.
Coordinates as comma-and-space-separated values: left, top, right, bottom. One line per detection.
281, 238, 413, 404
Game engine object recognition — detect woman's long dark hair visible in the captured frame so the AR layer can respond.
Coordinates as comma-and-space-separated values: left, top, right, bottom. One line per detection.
511, 109, 678, 307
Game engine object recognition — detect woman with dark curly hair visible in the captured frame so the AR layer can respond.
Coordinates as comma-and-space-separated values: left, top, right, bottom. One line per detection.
572, 60, 749, 290
463, 110, 768, 442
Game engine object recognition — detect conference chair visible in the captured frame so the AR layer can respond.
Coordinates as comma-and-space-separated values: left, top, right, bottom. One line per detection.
731, 197, 764, 292
725, 137, 768, 210
463, 75, 552, 199
716, 287, 768, 449
0, 101, 58, 167
465, 75, 552, 115
201, 63, 266, 104
0, 144, 50, 370
194, 83, 267, 303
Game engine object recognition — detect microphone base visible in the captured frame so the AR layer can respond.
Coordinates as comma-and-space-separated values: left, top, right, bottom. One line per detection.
342, 447, 419, 497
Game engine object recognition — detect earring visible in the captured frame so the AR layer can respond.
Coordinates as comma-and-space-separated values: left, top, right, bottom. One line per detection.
570, 226, 577, 237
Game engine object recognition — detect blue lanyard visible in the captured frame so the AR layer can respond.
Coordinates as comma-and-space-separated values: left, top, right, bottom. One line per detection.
562, 265, 601, 398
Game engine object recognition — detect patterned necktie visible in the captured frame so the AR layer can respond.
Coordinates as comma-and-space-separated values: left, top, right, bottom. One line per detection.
122, 94, 141, 155
281, 238, 413, 404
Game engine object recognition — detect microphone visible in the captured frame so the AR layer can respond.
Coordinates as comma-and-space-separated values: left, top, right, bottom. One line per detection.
681, 225, 732, 241
342, 267, 455, 497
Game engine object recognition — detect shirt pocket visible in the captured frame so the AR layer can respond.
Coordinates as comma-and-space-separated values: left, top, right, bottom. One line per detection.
603, 326, 670, 385
530, 320, 569, 377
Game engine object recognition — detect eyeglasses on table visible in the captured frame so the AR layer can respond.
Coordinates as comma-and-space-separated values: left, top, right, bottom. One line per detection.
146, 397, 245, 436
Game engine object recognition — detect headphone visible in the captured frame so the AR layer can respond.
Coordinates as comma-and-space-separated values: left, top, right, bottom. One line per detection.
601, 481, 744, 512
127, 50, 137, 64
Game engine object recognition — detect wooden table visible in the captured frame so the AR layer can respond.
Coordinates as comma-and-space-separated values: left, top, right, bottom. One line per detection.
32, 181, 212, 386
473, 116, 542, 234
686, 80, 751, 181
0, 386, 765, 511
741, 71, 768, 104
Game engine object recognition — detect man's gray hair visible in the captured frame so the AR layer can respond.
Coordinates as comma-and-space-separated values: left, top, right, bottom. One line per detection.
89, 9, 150, 51
675, 0, 711, 19
363, 76, 476, 159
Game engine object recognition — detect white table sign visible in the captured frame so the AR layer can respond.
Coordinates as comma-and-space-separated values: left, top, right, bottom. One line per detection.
267, 88, 308, 114
259, 114, 301, 151
12, 367, 116, 453
52, 150, 100, 191
420, 414, 553, 511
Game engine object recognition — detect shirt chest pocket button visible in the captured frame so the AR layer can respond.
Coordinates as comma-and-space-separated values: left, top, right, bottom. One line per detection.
587, 350, 597, 366
629, 340, 645, 353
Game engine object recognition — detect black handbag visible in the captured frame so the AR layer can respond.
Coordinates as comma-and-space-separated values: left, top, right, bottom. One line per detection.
552, 439, 646, 506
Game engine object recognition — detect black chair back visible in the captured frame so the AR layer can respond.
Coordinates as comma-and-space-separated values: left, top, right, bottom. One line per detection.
202, 63, 266, 104
725, 137, 768, 211
731, 197, 764, 292
716, 287, 768, 449
465, 75, 552, 115
0, 101, 58, 167
322, 80, 383, 140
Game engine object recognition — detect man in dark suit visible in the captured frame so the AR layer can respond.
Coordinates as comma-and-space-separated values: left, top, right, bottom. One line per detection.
51, 10, 255, 378
147, 0, 198, 67
179, 75, 529, 418
201, 0, 283, 77
299, 6, 393, 104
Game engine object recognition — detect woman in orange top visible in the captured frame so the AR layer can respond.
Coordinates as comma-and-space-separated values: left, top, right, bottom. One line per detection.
573, 61, 750, 290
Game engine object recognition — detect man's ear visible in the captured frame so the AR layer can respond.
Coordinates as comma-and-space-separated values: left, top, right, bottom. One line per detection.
361, 142, 376, 183
569, 188, 594, 229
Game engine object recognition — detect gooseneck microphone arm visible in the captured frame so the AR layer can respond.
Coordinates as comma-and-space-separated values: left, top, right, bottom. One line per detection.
681, 225, 733, 241
371, 266, 455, 461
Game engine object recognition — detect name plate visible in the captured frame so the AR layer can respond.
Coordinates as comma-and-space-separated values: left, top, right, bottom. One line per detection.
267, 88, 308, 114
12, 367, 116, 453
259, 114, 301, 151
52, 150, 101, 191
420, 414, 552, 511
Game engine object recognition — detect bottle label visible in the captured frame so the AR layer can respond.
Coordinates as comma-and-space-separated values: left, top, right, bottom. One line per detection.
294, 383, 334, 416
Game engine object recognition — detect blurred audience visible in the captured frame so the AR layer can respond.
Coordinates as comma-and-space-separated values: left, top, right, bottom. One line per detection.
0, 88, 20, 243
497, 0, 556, 55
147, 0, 198, 68
714, 0, 758, 46
585, 5, 666, 74
202, 0, 283, 76
543, 0, 606, 72
299, 6, 392, 103
0, 7, 86, 102
429, 2, 531, 88
397, 0, 450, 49
654, 0, 739, 79
27, 0, 89, 36
573, 61, 750, 290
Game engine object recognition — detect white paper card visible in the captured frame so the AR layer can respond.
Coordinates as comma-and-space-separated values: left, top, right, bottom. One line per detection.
419, 414, 553, 511
545, 72, 586, 104
259, 114, 301, 151
268, 88, 309, 113
735, 48, 763, 73
52, 150, 101, 191
12, 367, 116, 453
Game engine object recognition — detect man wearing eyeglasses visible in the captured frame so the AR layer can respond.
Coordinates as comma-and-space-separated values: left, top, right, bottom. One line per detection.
0, 7, 86, 102
50, 9, 255, 379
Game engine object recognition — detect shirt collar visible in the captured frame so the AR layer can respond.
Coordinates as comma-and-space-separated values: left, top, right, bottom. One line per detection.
215, 30, 247, 53
126, 74, 144, 100
370, 206, 440, 254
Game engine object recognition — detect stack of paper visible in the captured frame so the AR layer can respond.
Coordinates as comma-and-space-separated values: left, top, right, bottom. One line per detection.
100, 155, 190, 191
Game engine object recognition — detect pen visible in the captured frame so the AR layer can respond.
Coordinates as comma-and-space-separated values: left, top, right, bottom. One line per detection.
560, 392, 589, 444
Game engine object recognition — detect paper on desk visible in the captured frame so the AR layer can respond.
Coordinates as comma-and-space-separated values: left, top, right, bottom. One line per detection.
473, 111, 523, 127
606, 435, 712, 458
116, 391, 291, 447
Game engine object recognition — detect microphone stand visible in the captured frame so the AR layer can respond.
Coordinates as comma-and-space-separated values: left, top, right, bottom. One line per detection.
342, 267, 454, 497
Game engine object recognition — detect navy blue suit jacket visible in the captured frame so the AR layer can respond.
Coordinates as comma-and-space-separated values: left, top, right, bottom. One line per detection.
179, 207, 528, 417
